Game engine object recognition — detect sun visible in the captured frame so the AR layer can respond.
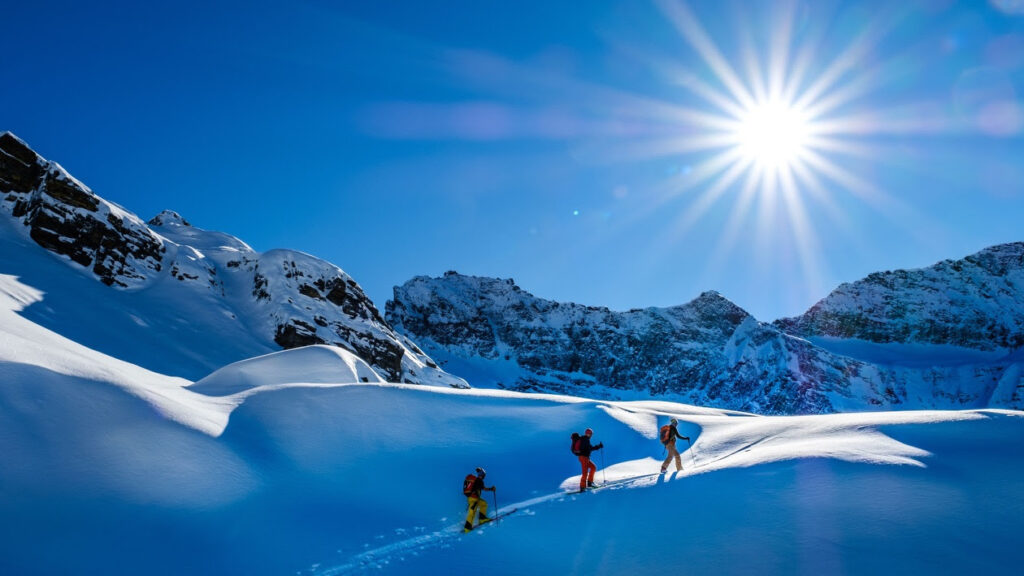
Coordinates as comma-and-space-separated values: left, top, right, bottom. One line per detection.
735, 100, 811, 170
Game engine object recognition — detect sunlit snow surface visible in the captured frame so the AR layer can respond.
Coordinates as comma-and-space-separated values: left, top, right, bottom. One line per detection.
1, 272, 1022, 575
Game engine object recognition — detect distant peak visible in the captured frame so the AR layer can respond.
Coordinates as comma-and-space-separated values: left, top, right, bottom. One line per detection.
693, 290, 733, 305
148, 210, 191, 227
431, 271, 516, 287
687, 290, 752, 319
978, 241, 1024, 257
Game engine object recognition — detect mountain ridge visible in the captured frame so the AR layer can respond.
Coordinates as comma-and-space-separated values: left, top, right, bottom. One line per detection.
386, 262, 1024, 413
775, 241, 1024, 351
0, 131, 466, 388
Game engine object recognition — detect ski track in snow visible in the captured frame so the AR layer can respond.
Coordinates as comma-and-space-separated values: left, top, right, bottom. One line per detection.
309, 408, 993, 575
311, 472, 667, 576
307, 404, 1014, 575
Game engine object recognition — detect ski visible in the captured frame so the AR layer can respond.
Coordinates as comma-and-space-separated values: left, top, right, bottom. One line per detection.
489, 507, 518, 522
565, 472, 664, 494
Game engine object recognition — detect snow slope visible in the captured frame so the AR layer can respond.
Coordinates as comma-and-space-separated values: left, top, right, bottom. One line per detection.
1, 272, 1021, 575
0, 132, 465, 388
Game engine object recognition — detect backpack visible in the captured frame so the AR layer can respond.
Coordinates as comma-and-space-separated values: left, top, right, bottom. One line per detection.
660, 425, 672, 445
463, 474, 477, 496
571, 432, 583, 455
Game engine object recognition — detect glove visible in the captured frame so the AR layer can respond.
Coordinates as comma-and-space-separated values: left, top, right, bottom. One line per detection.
490, 486, 497, 492
596, 443, 604, 450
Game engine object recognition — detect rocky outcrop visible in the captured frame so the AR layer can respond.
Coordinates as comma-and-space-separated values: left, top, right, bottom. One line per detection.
204, 248, 416, 383
1, 132, 164, 288
774, 243, 1024, 351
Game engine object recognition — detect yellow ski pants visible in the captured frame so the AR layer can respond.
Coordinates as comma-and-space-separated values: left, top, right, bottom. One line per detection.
465, 496, 489, 527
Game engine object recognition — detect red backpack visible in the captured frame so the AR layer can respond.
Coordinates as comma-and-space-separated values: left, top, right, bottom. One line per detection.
571, 432, 583, 455
660, 425, 672, 445
462, 474, 477, 496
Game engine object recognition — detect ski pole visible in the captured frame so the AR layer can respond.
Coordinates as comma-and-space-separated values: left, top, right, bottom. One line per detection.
493, 488, 498, 516
600, 447, 606, 484
687, 437, 697, 468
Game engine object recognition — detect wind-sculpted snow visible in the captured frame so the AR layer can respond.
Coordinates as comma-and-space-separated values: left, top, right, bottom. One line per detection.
0, 273, 236, 436
387, 273, 1024, 413
191, 345, 386, 396
2, 296, 1021, 575
0, 132, 465, 388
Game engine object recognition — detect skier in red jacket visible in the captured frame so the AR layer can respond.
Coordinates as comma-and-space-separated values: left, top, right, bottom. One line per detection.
573, 428, 604, 492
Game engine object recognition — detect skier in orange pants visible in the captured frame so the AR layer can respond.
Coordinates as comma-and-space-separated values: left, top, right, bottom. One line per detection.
572, 428, 603, 492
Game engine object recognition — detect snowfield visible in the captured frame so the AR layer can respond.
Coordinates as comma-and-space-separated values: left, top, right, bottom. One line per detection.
1, 269, 1022, 575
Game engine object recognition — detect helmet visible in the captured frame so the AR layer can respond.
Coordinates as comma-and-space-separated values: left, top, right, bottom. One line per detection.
669, 418, 678, 425
584, 428, 593, 436
475, 467, 486, 476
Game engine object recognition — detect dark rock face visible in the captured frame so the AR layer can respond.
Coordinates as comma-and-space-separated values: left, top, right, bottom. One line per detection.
236, 253, 411, 382
1, 132, 164, 288
775, 242, 1024, 351
147, 210, 190, 227
0, 132, 45, 195
275, 320, 326, 348
387, 272, 1023, 414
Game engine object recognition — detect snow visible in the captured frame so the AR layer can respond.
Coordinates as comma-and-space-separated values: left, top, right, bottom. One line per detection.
0, 211, 276, 379
191, 345, 386, 395
810, 336, 1011, 367
1, 191, 1022, 574
1, 262, 1023, 574
0, 273, 235, 436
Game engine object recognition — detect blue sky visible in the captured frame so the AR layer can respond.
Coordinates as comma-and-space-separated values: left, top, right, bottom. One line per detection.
5, 0, 1024, 321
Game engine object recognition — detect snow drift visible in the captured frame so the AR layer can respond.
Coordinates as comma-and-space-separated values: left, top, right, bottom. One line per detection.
1, 268, 1022, 575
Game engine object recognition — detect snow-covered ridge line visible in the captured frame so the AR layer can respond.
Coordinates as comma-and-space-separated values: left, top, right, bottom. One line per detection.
387, 271, 1024, 413
0, 132, 466, 387
0, 132, 165, 289
776, 241, 1024, 350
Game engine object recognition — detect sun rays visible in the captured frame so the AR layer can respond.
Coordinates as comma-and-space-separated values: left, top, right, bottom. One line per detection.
356, 0, 975, 314
619, 0, 935, 308
653, 0, 884, 201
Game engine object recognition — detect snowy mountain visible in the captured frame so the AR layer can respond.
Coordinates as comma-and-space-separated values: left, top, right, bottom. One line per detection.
4, 128, 1021, 413
0, 131, 465, 387
1, 268, 1022, 575
386, 271, 1024, 413
775, 242, 1024, 350
2, 132, 1023, 575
